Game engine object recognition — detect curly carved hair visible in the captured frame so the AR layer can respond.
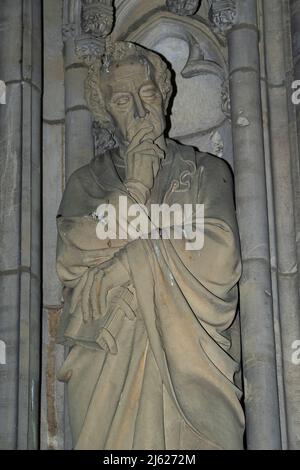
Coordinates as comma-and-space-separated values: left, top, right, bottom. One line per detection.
85, 41, 173, 152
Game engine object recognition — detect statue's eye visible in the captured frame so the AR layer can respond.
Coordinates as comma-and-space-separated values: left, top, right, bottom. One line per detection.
114, 96, 130, 106
141, 88, 157, 99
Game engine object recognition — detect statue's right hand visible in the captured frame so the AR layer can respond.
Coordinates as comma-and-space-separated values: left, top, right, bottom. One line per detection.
69, 267, 104, 322
125, 126, 164, 191
69, 253, 131, 322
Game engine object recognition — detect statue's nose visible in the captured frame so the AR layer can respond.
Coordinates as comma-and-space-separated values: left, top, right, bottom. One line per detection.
133, 93, 147, 119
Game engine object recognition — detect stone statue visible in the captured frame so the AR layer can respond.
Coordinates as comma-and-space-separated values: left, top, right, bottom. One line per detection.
56, 41, 245, 450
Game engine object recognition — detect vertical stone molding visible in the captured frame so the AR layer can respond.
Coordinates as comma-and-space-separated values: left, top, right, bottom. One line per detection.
263, 0, 300, 449
63, 1, 91, 178
0, 0, 42, 450
290, 0, 300, 241
228, 0, 282, 449
62, 0, 115, 178
62, 0, 81, 40
0, 81, 6, 104
41, 0, 68, 450
0, 341, 6, 365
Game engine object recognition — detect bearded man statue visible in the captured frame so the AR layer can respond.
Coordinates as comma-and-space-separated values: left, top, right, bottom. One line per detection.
56, 41, 245, 450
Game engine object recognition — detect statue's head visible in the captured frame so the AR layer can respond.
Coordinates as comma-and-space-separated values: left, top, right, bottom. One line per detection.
85, 41, 173, 154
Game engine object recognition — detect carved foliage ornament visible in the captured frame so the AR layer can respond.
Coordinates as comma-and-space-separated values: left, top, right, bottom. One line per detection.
81, 0, 114, 37
63, 0, 114, 62
208, 0, 237, 33
62, 22, 77, 40
75, 38, 106, 63
166, 0, 201, 16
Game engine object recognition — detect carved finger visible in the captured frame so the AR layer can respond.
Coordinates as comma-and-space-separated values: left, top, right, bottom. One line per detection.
91, 271, 103, 320
135, 152, 158, 161
133, 142, 164, 160
81, 268, 97, 322
152, 158, 160, 179
127, 126, 154, 153
69, 271, 88, 314
99, 276, 110, 316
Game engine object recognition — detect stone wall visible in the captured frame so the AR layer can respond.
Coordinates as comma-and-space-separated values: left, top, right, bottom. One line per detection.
0, 0, 300, 449
0, 0, 42, 450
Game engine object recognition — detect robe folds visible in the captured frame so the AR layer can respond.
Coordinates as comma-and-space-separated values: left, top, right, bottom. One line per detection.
56, 139, 245, 450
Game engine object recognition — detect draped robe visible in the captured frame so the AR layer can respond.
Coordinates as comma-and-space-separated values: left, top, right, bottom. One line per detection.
56, 139, 245, 450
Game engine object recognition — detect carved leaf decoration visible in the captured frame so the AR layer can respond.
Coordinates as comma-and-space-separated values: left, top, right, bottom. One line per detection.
166, 0, 201, 16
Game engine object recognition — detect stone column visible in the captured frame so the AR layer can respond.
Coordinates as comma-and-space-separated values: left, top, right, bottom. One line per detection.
41, 0, 69, 450
290, 0, 300, 268
263, 0, 300, 449
0, 0, 42, 449
224, 0, 282, 449
63, 0, 94, 179
291, 0, 300, 154
62, 0, 114, 179
63, 0, 93, 180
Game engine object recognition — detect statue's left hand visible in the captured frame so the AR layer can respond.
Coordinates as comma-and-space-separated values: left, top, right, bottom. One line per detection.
69, 252, 131, 322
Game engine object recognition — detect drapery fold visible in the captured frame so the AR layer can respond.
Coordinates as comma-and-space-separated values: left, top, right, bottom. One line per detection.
56, 140, 245, 449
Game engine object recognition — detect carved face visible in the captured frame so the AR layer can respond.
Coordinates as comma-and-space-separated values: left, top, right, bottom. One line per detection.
101, 59, 166, 144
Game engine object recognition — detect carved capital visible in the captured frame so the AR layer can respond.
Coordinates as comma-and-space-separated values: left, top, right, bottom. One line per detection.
75, 36, 106, 64
209, 0, 237, 34
63, 0, 114, 62
166, 0, 201, 16
62, 22, 77, 40
81, 1, 114, 37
